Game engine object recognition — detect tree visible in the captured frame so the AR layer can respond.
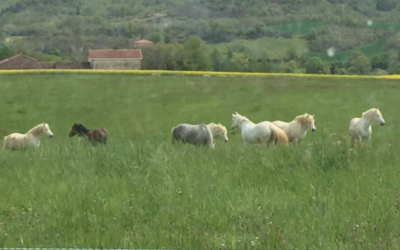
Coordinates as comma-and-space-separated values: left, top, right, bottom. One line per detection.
371, 52, 390, 70
286, 48, 298, 61
386, 49, 400, 74
141, 43, 185, 70
394, 63, 400, 74
284, 60, 298, 73
348, 51, 371, 75
210, 47, 224, 71
182, 35, 212, 71
304, 57, 330, 74
0, 43, 15, 60
385, 33, 400, 51
149, 32, 164, 44
230, 52, 249, 71
376, 0, 397, 11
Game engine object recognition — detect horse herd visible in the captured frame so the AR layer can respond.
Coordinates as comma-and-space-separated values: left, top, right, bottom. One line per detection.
1, 107, 385, 151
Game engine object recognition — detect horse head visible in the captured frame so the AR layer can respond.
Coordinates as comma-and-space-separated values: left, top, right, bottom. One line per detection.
42, 123, 54, 138
69, 123, 79, 137
231, 112, 243, 130
308, 114, 316, 132
209, 123, 229, 142
363, 108, 385, 126
297, 113, 316, 132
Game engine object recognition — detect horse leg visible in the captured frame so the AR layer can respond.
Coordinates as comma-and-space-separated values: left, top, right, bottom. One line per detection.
261, 136, 271, 148
366, 135, 372, 146
358, 136, 364, 146
350, 137, 355, 147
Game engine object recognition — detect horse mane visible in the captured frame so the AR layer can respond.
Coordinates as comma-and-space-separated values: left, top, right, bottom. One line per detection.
27, 123, 46, 136
362, 108, 379, 118
207, 122, 227, 134
77, 124, 89, 134
233, 112, 250, 123
294, 113, 314, 127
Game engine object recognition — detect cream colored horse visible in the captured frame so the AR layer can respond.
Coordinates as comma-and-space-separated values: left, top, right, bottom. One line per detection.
206, 123, 229, 143
349, 108, 385, 144
272, 113, 316, 144
231, 112, 289, 147
3, 123, 54, 151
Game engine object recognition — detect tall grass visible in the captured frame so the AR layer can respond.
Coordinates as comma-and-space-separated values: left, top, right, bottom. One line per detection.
1, 133, 400, 249
0, 74, 400, 248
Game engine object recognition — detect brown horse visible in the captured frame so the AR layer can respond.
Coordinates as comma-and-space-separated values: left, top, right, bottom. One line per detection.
69, 123, 108, 145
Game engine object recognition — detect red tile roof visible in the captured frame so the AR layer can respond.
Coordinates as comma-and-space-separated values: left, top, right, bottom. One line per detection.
134, 39, 153, 44
87, 49, 143, 59
0, 54, 37, 65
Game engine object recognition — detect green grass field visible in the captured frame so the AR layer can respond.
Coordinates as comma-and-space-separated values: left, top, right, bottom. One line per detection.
372, 22, 400, 32
1, 73, 400, 249
212, 37, 309, 60
311, 37, 389, 62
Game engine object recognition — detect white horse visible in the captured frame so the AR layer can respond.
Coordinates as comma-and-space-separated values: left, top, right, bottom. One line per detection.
3, 123, 54, 151
349, 108, 385, 144
231, 112, 289, 147
272, 113, 316, 144
171, 123, 214, 149
206, 123, 229, 143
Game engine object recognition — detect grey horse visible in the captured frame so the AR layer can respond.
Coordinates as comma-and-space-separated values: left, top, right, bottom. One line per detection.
171, 123, 214, 149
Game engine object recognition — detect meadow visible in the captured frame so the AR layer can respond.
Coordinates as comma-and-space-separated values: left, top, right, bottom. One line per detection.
211, 37, 309, 60
310, 37, 389, 63
1, 73, 400, 249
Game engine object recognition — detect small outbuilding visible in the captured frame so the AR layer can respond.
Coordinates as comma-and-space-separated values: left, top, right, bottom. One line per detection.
134, 39, 154, 48
0, 54, 91, 69
87, 49, 143, 70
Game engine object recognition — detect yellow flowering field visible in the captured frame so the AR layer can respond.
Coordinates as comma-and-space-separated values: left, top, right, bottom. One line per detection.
1, 69, 400, 79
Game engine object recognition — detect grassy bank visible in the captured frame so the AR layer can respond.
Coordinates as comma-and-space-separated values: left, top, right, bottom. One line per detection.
0, 74, 399, 249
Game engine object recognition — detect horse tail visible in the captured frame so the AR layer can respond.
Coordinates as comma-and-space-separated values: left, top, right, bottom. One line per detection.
101, 128, 108, 144
268, 123, 289, 146
200, 123, 214, 149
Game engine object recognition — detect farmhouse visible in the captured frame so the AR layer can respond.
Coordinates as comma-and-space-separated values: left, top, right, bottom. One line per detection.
134, 39, 154, 48
87, 49, 143, 70
0, 54, 91, 69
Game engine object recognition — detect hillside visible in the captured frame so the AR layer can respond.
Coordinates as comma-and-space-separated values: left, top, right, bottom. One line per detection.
1, 0, 400, 74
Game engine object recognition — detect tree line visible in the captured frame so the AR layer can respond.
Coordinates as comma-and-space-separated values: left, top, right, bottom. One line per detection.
139, 35, 400, 75
1, 34, 400, 75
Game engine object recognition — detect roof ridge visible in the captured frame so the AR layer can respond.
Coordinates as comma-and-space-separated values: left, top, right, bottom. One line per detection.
0, 54, 38, 65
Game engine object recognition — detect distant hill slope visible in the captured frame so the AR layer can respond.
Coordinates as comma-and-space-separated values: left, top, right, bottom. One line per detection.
0, 0, 399, 62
